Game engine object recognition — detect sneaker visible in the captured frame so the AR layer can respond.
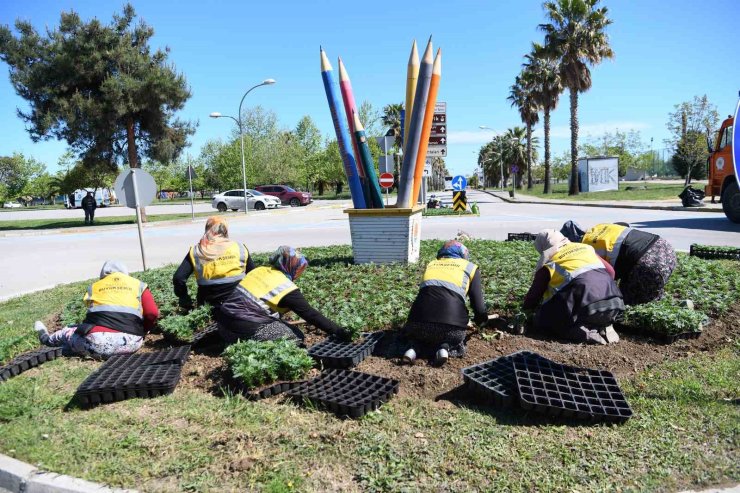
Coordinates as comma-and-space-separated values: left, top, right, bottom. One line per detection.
403, 348, 417, 364
34, 321, 48, 335
435, 347, 449, 365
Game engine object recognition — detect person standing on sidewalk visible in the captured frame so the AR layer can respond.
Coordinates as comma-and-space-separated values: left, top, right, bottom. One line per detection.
81, 191, 97, 225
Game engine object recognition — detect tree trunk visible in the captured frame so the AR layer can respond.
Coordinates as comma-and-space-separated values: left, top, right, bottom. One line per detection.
526, 123, 533, 190
318, 181, 325, 196
543, 108, 552, 194
335, 182, 342, 195
568, 88, 580, 196
126, 117, 147, 221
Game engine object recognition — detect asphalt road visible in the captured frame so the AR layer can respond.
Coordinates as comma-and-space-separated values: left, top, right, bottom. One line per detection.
1, 190, 737, 300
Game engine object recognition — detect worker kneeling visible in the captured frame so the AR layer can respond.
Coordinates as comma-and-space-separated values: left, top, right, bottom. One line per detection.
34, 261, 159, 358
523, 230, 624, 345
216, 246, 350, 343
402, 240, 489, 365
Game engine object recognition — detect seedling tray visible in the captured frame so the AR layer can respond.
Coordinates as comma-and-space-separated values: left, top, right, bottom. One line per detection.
461, 351, 550, 407
191, 322, 220, 347
513, 354, 632, 423
659, 330, 702, 344
226, 371, 307, 401
75, 363, 184, 407
0, 347, 63, 383
287, 369, 399, 419
308, 332, 384, 369
506, 232, 537, 242
689, 244, 740, 260
102, 346, 191, 369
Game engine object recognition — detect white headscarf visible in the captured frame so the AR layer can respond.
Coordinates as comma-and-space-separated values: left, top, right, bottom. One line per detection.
534, 229, 570, 273
100, 260, 129, 278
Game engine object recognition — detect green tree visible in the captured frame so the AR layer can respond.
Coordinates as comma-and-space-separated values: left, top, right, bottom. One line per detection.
0, 153, 45, 202
0, 4, 194, 214
540, 0, 614, 195
508, 73, 539, 189
524, 42, 563, 193
359, 101, 382, 138
551, 150, 572, 183
580, 129, 649, 176
664, 95, 719, 185
381, 103, 404, 151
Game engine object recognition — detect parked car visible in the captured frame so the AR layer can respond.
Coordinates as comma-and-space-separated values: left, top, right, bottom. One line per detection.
211, 189, 281, 212
2, 201, 23, 208
255, 185, 312, 207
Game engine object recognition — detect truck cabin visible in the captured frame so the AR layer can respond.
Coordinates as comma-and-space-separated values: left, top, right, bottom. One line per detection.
705, 116, 734, 199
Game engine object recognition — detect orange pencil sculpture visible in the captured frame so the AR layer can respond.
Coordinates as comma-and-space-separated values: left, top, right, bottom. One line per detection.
410, 48, 442, 207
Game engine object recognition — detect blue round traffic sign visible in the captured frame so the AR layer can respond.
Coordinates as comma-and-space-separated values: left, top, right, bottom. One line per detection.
451, 175, 467, 191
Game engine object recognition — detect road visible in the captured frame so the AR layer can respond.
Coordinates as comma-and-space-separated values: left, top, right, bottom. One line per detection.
1, 190, 737, 300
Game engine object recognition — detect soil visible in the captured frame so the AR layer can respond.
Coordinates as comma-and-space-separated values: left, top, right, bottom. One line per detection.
142, 304, 740, 402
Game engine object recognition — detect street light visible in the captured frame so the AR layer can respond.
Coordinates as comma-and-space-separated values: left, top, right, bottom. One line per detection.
479, 125, 503, 190
210, 79, 277, 214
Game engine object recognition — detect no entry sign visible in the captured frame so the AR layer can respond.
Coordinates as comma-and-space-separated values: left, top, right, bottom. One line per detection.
379, 172, 394, 189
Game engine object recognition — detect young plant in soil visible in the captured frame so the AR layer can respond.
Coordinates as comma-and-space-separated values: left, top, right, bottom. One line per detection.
158, 304, 211, 343
622, 301, 708, 336
223, 338, 314, 389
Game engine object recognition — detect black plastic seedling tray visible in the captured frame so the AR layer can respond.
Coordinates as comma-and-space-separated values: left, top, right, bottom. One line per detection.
659, 330, 702, 344
506, 232, 537, 242
461, 351, 550, 407
102, 345, 191, 369
513, 354, 632, 423
689, 244, 740, 261
287, 369, 399, 419
308, 332, 384, 369
191, 322, 220, 347
226, 372, 307, 401
0, 346, 63, 383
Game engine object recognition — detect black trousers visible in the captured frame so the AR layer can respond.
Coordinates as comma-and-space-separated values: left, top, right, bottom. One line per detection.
84, 209, 95, 223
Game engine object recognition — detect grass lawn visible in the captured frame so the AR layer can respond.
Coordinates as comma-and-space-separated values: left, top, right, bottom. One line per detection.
0, 241, 738, 492
0, 211, 225, 231
509, 182, 696, 202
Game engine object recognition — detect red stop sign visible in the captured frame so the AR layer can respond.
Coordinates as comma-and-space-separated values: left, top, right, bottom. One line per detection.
379, 172, 394, 189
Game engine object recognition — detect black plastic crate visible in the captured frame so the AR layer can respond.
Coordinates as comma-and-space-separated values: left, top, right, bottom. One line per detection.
288, 369, 399, 419
689, 244, 740, 260
191, 322, 220, 347
513, 354, 632, 423
0, 347, 63, 383
75, 363, 184, 407
308, 332, 384, 369
506, 232, 537, 242
461, 351, 550, 407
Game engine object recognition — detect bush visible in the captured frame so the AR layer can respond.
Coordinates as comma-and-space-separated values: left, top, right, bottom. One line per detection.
664, 255, 740, 316
158, 304, 211, 343
223, 339, 313, 388
623, 302, 707, 336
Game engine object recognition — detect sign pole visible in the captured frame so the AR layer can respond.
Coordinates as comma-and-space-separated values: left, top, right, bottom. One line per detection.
188, 166, 195, 221
130, 168, 148, 271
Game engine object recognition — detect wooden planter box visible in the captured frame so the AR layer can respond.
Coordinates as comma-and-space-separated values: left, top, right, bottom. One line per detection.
344, 207, 423, 264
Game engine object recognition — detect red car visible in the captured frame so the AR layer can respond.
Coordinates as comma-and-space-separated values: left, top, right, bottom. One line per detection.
254, 185, 312, 207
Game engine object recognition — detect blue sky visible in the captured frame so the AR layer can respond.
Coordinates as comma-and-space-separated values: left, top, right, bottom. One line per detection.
1, 0, 739, 177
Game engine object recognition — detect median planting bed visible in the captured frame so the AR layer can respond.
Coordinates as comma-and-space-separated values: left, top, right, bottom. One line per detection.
0, 240, 738, 491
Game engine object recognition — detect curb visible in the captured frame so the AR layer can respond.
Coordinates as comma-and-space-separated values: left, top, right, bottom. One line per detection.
480, 190, 725, 213
0, 453, 136, 492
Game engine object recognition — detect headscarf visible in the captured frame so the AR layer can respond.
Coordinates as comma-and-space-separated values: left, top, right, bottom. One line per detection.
270, 246, 308, 281
534, 229, 570, 272
193, 216, 231, 261
560, 220, 586, 243
100, 260, 129, 278
437, 240, 469, 260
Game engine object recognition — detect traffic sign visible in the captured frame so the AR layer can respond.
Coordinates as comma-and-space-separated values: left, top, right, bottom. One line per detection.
434, 102, 446, 113
427, 147, 447, 157
423, 164, 432, 176
511, 165, 519, 174
432, 114, 446, 124
451, 175, 467, 191
428, 136, 446, 145
430, 124, 446, 135
185, 165, 197, 181
379, 172, 394, 189
453, 191, 467, 211
114, 168, 156, 209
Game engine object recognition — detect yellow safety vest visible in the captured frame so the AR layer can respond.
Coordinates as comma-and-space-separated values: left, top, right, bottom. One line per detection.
236, 266, 299, 316
581, 223, 632, 267
420, 258, 478, 300
189, 241, 249, 286
543, 243, 605, 302
84, 273, 146, 319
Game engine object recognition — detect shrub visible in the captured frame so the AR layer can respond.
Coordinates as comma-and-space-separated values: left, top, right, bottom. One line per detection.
158, 304, 211, 343
622, 302, 707, 336
223, 339, 313, 388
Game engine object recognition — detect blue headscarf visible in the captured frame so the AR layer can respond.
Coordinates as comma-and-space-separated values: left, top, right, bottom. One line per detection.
437, 240, 469, 260
269, 246, 309, 281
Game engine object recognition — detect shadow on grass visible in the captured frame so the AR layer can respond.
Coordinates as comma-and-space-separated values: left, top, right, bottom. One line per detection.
305, 256, 355, 268
0, 219, 137, 231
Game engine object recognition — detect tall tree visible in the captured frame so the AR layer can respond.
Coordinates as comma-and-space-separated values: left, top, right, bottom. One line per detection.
381, 103, 404, 150
665, 95, 719, 185
508, 74, 539, 189
524, 42, 563, 193
359, 101, 382, 138
0, 153, 45, 202
503, 126, 539, 189
540, 0, 614, 195
0, 4, 194, 209
295, 115, 323, 191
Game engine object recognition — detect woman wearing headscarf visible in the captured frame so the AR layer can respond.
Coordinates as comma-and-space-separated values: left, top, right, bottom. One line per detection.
522, 230, 624, 345
402, 240, 489, 365
172, 216, 254, 308
560, 221, 677, 306
216, 246, 350, 343
34, 261, 159, 358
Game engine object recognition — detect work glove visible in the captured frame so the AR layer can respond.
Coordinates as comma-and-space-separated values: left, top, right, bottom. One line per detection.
506, 312, 528, 335
331, 327, 353, 342
178, 296, 194, 311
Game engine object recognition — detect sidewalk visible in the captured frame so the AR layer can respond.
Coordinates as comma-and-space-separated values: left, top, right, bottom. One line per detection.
484, 190, 725, 213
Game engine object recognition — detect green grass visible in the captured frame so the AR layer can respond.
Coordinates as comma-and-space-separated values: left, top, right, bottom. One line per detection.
512, 182, 693, 202
422, 208, 476, 217
0, 211, 226, 231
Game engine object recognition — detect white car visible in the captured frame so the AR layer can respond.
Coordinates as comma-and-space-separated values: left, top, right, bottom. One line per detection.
211, 189, 281, 212
3, 201, 22, 208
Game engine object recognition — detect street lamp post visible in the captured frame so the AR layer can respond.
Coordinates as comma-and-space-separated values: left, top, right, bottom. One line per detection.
210, 78, 276, 214
479, 125, 503, 190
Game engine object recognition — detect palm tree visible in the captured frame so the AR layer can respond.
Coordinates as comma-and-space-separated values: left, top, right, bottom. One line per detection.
381, 103, 404, 149
540, 0, 614, 195
524, 42, 563, 194
503, 127, 528, 189
507, 74, 539, 189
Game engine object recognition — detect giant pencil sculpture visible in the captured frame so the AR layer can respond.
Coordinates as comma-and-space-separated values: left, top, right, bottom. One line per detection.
410, 48, 442, 208
320, 47, 366, 209
396, 37, 433, 208
338, 57, 372, 207
403, 40, 419, 155
353, 111, 384, 209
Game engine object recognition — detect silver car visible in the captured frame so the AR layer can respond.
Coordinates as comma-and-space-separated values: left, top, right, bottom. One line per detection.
211, 189, 281, 212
